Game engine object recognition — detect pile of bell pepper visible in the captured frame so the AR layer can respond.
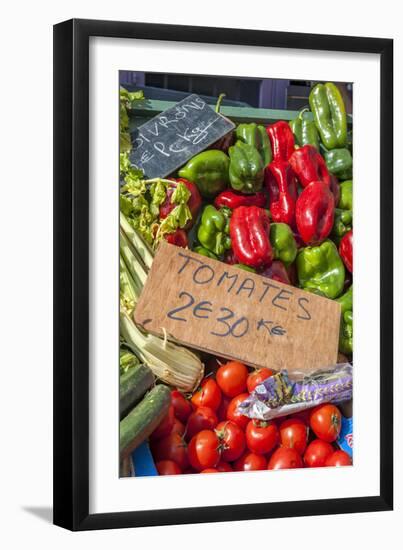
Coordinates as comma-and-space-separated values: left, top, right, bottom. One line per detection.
166, 82, 353, 358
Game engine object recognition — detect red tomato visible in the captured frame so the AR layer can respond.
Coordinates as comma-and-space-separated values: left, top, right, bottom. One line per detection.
234, 452, 267, 471
171, 417, 185, 437
279, 417, 309, 455
188, 430, 221, 471
215, 420, 246, 462
310, 404, 342, 442
325, 450, 352, 467
216, 395, 231, 422
151, 432, 188, 470
304, 439, 334, 468
191, 378, 222, 411
268, 447, 303, 470
246, 420, 279, 455
185, 406, 218, 440
156, 460, 182, 475
216, 361, 249, 397
182, 467, 197, 475
246, 368, 274, 393
292, 410, 311, 424
171, 390, 192, 423
216, 461, 233, 472
226, 393, 250, 430
200, 468, 219, 473
150, 404, 175, 441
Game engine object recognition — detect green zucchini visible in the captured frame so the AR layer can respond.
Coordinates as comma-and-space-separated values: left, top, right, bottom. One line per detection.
120, 384, 171, 457
119, 363, 154, 420
119, 347, 139, 375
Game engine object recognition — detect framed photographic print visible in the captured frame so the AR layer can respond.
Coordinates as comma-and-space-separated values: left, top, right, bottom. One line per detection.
53, 18, 393, 531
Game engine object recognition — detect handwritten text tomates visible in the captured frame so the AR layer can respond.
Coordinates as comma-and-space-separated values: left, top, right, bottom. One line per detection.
175, 252, 312, 321
135, 242, 341, 373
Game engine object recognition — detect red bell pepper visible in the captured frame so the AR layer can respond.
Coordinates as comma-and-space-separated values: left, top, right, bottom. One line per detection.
260, 260, 290, 285
214, 189, 267, 210
329, 174, 340, 207
292, 230, 305, 249
229, 206, 273, 268
286, 262, 298, 286
160, 178, 202, 229
265, 161, 298, 227
266, 121, 295, 162
164, 229, 188, 248
289, 145, 331, 188
339, 229, 353, 272
223, 249, 239, 265
295, 181, 335, 245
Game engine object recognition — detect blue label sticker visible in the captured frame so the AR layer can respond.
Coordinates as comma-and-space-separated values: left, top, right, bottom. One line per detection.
337, 415, 353, 457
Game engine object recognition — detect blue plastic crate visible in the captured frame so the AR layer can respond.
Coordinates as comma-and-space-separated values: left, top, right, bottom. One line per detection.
132, 440, 158, 476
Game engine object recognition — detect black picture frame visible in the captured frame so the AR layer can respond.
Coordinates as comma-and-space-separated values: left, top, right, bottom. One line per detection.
53, 18, 393, 531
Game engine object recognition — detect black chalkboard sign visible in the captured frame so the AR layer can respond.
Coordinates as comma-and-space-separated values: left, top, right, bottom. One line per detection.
129, 94, 235, 179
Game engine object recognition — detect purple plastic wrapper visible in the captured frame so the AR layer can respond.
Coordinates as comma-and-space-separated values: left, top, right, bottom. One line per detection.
238, 363, 352, 421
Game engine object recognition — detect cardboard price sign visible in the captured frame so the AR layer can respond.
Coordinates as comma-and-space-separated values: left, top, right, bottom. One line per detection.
134, 242, 341, 373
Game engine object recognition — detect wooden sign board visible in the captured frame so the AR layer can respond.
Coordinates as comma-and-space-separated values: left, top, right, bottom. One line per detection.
134, 242, 341, 374
129, 94, 235, 178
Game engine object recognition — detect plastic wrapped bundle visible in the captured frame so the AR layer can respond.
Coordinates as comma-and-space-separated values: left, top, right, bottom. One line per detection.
238, 363, 353, 421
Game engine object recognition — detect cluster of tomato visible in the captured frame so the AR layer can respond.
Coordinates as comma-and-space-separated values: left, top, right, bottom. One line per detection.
150, 360, 351, 475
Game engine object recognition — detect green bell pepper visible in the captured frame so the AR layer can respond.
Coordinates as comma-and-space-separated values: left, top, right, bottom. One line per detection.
235, 123, 272, 166
337, 284, 352, 313
296, 239, 345, 299
309, 82, 347, 150
178, 150, 230, 199
228, 141, 264, 194
336, 286, 353, 354
339, 310, 353, 355
339, 180, 353, 211
324, 148, 353, 180
332, 208, 353, 241
270, 222, 298, 267
346, 129, 353, 153
197, 205, 231, 256
233, 264, 256, 273
193, 246, 218, 260
289, 109, 320, 150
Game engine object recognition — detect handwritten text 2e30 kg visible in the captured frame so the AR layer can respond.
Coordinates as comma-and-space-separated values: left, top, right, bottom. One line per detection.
166, 253, 312, 325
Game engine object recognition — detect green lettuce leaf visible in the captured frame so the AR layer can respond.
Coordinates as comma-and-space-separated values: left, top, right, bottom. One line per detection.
120, 132, 132, 154
149, 180, 168, 218
157, 204, 192, 239
119, 87, 145, 155
171, 181, 191, 205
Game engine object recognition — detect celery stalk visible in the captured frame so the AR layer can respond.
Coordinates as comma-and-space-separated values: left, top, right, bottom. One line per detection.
120, 307, 203, 392
119, 245, 204, 392
120, 212, 154, 270
120, 229, 148, 289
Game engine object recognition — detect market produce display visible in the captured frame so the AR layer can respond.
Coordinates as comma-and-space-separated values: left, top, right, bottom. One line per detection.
119, 82, 353, 476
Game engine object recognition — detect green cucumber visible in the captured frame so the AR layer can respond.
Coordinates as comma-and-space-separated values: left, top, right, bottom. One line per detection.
119, 456, 133, 478
119, 363, 154, 420
120, 384, 171, 457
